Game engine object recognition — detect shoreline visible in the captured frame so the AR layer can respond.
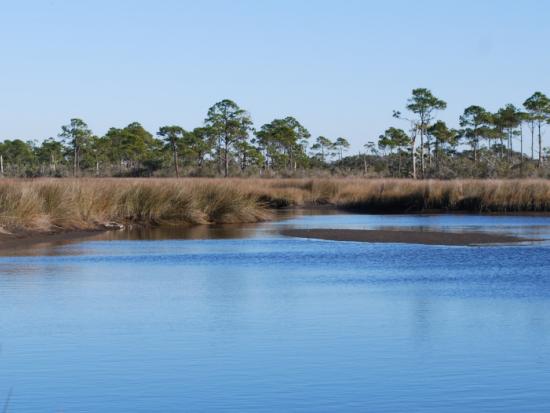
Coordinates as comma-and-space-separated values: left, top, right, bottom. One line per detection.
0, 207, 546, 253
2, 177, 550, 252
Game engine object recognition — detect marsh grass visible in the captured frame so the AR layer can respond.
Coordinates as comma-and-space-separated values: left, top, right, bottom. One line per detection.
0, 178, 549, 234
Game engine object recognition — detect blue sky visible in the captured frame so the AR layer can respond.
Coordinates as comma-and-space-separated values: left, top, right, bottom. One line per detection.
1, 0, 549, 152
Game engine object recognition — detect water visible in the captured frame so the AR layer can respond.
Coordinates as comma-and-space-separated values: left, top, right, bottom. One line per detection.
1, 213, 550, 412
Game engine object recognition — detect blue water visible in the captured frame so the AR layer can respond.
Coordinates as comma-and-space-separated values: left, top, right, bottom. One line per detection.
1, 213, 550, 412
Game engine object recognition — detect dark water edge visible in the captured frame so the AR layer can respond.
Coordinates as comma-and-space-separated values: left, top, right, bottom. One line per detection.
3, 208, 550, 257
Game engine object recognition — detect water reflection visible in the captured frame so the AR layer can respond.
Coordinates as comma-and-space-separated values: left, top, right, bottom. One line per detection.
3, 211, 550, 257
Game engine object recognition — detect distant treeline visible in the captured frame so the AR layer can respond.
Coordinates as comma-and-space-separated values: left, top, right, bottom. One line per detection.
1, 90, 549, 179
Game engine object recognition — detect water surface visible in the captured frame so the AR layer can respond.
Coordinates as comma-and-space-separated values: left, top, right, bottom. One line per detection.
1, 213, 550, 412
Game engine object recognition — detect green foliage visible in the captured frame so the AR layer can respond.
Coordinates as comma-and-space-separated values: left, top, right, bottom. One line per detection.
0, 139, 36, 175
311, 136, 333, 163
406, 88, 447, 122
58, 118, 92, 176
256, 116, 310, 170
181, 127, 215, 169
378, 127, 410, 153
523, 92, 550, 120
1, 90, 550, 179
459, 105, 492, 158
523, 92, 550, 166
157, 126, 186, 177
205, 99, 253, 177
429, 121, 458, 150
334, 137, 350, 161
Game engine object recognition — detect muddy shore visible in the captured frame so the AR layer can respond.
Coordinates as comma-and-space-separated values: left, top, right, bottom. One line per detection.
279, 228, 538, 246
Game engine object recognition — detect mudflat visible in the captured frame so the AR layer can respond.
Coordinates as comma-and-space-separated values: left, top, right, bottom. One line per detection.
280, 228, 538, 246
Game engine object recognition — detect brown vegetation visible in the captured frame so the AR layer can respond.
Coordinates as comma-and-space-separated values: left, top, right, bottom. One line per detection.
0, 178, 549, 235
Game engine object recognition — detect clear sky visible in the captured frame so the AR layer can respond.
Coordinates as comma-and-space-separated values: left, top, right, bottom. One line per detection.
1, 0, 549, 152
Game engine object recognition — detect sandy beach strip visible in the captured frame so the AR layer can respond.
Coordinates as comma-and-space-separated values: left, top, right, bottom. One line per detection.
279, 228, 538, 246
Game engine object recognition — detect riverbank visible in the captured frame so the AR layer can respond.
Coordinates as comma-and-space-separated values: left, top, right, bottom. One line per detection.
0, 178, 549, 241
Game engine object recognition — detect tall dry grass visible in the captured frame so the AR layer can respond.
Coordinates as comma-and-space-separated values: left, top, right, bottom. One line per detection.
0, 179, 270, 234
251, 178, 550, 212
1, 178, 549, 234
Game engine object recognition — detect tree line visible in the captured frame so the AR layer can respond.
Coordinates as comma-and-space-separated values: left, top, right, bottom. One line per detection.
372, 89, 550, 179
1, 91, 549, 179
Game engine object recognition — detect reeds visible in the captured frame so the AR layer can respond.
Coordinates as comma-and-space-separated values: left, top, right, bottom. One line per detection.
0, 178, 270, 234
0, 178, 549, 235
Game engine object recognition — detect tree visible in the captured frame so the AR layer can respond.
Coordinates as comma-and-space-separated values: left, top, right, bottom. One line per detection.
120, 122, 159, 165
0, 139, 36, 176
105, 122, 159, 174
311, 136, 333, 163
256, 117, 310, 171
524, 111, 536, 160
59, 118, 92, 176
35, 138, 65, 175
400, 88, 447, 178
235, 140, 264, 172
459, 105, 491, 164
85, 135, 110, 176
392, 110, 419, 179
181, 127, 215, 170
157, 126, 186, 177
428, 121, 459, 173
523, 92, 550, 167
516, 110, 529, 174
495, 104, 522, 163
334, 137, 350, 161
378, 127, 410, 176
204, 99, 253, 177
486, 112, 506, 158
378, 127, 409, 152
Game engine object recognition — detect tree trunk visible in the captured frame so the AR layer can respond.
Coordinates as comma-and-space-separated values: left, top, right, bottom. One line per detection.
508, 131, 512, 162
531, 125, 535, 160
398, 151, 402, 177
520, 123, 523, 176
224, 140, 229, 177
172, 142, 180, 178
73, 146, 78, 177
50, 153, 55, 174
217, 138, 223, 175
427, 135, 432, 169
411, 136, 417, 180
420, 126, 425, 178
539, 122, 543, 168
0, 154, 3, 177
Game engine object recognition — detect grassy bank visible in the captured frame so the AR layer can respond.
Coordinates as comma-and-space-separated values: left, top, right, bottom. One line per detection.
1, 178, 549, 235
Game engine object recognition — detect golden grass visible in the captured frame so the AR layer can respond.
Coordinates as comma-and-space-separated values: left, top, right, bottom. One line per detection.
0, 178, 549, 234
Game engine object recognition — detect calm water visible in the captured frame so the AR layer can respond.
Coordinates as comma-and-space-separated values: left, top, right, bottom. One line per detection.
1, 213, 550, 412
